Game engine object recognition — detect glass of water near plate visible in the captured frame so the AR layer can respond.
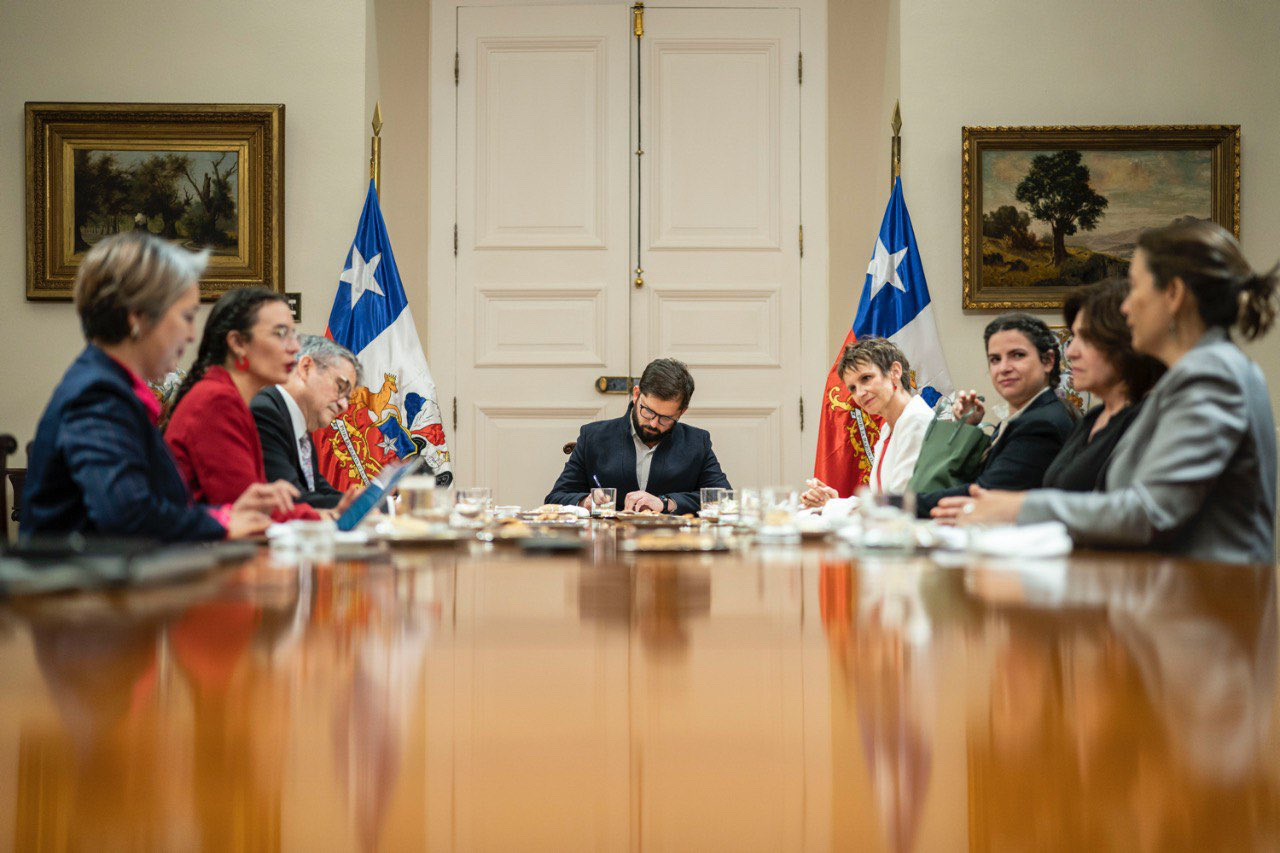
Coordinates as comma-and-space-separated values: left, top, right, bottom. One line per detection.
699, 487, 726, 520
716, 489, 740, 524
738, 488, 764, 529
756, 486, 801, 544
399, 476, 454, 532
454, 486, 493, 528
858, 488, 916, 552
590, 487, 617, 518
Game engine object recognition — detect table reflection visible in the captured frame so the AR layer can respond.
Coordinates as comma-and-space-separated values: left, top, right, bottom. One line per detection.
0, 546, 1274, 851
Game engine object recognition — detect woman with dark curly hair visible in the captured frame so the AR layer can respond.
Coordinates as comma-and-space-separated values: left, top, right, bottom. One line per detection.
164, 287, 319, 522
917, 312, 1075, 517
1039, 278, 1165, 492
951, 221, 1278, 564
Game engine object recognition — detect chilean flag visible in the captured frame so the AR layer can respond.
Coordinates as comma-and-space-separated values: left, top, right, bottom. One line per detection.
813, 178, 953, 496
314, 180, 453, 490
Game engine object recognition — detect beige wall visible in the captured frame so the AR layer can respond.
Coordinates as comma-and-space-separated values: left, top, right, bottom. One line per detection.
0, 0, 371, 448
828, 0, 1280, 426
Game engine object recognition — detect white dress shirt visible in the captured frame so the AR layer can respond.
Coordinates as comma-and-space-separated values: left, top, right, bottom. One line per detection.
630, 419, 659, 493
276, 385, 315, 492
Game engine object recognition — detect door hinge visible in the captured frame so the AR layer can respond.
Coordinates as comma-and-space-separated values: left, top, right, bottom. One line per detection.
454, 52, 460, 86
798, 224, 804, 258
453, 223, 458, 256
452, 397, 458, 433
798, 52, 803, 85
632, 2, 644, 38
800, 395, 805, 431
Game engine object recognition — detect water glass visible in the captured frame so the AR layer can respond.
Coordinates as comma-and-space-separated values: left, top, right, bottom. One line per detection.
757, 486, 800, 544
399, 476, 454, 530
454, 486, 493, 528
717, 489, 740, 524
700, 487, 726, 520
858, 488, 916, 552
590, 487, 617, 517
738, 488, 763, 527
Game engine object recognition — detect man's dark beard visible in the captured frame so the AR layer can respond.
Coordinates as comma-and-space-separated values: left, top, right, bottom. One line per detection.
631, 406, 666, 444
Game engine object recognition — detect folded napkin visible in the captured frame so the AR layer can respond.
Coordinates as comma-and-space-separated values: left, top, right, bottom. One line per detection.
967, 521, 1073, 557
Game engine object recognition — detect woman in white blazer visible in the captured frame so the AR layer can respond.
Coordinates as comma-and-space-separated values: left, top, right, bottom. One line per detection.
802, 337, 934, 511
946, 220, 1278, 565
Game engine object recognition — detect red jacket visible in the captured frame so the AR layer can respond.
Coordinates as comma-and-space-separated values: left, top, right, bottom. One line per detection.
166, 367, 319, 522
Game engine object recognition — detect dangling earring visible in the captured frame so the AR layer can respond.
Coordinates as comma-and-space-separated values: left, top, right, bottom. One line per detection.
130, 323, 140, 339
1168, 318, 1178, 338
233, 354, 250, 371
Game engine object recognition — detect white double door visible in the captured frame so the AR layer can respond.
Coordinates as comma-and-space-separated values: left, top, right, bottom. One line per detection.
456, 4, 802, 507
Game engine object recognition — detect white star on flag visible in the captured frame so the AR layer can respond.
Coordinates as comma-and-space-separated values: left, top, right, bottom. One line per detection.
866, 238, 908, 299
340, 246, 383, 307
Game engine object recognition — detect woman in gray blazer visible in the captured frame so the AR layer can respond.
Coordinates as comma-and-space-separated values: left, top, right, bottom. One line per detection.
945, 220, 1278, 564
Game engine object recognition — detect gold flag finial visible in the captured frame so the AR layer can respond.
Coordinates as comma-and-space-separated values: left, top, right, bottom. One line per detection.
370, 102, 383, 196
890, 100, 902, 190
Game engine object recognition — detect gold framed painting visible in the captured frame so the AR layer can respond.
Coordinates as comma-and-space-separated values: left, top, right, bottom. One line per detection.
25, 102, 284, 300
962, 125, 1240, 310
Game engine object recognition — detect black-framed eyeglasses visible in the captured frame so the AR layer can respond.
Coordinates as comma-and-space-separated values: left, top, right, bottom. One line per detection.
636, 398, 679, 428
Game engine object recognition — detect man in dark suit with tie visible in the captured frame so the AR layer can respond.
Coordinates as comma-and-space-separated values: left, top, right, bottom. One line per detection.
251, 334, 362, 511
546, 359, 731, 513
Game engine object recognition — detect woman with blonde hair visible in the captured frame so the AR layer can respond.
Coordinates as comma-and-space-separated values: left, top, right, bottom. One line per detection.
22, 232, 278, 541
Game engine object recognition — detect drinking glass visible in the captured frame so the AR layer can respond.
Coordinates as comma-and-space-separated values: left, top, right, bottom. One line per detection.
699, 487, 726, 520
858, 488, 916, 552
717, 489, 740, 524
454, 487, 492, 528
738, 488, 763, 527
399, 476, 453, 530
756, 486, 800, 543
589, 487, 617, 517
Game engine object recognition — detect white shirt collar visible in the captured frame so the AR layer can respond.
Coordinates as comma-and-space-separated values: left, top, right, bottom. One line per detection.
277, 384, 308, 442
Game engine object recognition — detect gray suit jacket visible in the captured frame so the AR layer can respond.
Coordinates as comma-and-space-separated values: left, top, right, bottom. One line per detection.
1019, 328, 1277, 564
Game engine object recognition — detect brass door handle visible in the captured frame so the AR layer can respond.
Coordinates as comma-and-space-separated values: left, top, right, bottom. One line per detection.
595, 376, 638, 394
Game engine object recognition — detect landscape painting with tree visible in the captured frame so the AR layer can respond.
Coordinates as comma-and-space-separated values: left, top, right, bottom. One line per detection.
962, 126, 1239, 310
73, 149, 241, 255
25, 102, 283, 301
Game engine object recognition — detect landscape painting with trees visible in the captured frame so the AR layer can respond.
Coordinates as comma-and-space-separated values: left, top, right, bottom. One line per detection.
961, 126, 1239, 310
73, 149, 240, 255
981, 148, 1209, 289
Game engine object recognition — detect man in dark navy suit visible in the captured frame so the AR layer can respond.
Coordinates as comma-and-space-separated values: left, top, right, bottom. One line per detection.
546, 359, 730, 514
251, 335, 362, 511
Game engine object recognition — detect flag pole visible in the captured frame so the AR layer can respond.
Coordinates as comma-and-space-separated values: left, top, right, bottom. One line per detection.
890, 100, 901, 190
370, 101, 383, 196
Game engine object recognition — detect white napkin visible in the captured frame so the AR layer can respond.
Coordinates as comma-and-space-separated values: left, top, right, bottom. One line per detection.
967, 521, 1073, 557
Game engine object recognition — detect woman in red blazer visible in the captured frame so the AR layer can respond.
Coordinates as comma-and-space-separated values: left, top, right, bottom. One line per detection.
165, 288, 320, 522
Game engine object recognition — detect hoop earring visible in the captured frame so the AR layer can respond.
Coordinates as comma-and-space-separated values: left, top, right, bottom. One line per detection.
233, 355, 250, 372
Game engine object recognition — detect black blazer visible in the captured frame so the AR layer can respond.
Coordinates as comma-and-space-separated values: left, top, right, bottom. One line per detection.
250, 386, 344, 509
546, 408, 731, 514
917, 389, 1075, 516
21, 345, 226, 542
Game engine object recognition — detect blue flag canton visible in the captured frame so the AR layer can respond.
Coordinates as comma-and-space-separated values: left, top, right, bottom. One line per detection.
852, 178, 931, 339
327, 181, 409, 354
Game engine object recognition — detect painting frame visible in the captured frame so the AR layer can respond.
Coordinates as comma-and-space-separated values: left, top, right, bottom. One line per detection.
25, 102, 284, 301
961, 124, 1240, 310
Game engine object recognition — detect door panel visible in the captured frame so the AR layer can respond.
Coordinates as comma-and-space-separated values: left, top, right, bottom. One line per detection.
634, 9, 802, 491
457, 5, 632, 506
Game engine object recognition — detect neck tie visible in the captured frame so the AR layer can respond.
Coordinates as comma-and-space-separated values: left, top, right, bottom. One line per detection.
299, 434, 316, 492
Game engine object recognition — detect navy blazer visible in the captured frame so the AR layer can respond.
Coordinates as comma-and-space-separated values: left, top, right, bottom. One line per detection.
546, 408, 731, 514
251, 386, 344, 509
917, 389, 1075, 516
21, 345, 226, 542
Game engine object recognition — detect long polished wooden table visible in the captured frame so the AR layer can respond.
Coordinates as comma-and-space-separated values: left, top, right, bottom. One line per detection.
0, 531, 1276, 851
